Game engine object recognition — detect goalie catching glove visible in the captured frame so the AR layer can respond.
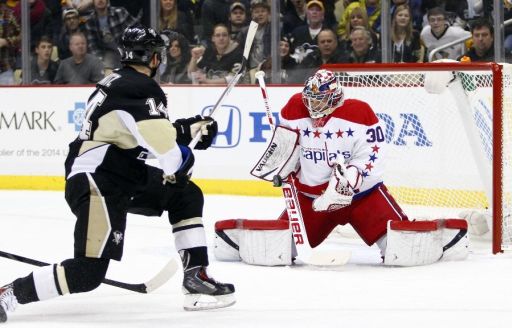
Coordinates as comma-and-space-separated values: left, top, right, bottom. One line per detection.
173, 115, 218, 150
312, 162, 362, 212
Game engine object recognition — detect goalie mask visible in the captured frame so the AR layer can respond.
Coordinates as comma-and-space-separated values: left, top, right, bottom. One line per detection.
119, 24, 167, 76
302, 69, 344, 119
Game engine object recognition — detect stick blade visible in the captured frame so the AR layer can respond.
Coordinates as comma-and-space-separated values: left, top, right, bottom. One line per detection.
301, 250, 351, 267
242, 21, 259, 60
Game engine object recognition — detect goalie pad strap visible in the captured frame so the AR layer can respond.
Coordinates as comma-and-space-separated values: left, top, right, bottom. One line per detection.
215, 229, 239, 251
442, 229, 467, 252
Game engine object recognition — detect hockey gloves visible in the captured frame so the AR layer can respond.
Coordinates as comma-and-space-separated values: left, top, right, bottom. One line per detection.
173, 115, 218, 150
163, 145, 195, 188
312, 163, 362, 212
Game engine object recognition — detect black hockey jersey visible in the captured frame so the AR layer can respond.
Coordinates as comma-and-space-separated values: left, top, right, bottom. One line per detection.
64, 66, 183, 191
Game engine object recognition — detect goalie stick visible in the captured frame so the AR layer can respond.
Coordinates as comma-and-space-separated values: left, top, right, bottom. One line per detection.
189, 20, 258, 148
254, 70, 351, 266
0, 250, 178, 294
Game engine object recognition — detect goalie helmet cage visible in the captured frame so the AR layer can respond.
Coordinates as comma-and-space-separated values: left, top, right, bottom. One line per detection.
323, 63, 511, 254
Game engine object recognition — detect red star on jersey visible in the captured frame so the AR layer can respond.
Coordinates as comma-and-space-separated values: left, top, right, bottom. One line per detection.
365, 162, 374, 171
371, 145, 380, 153
313, 130, 321, 138
336, 129, 344, 138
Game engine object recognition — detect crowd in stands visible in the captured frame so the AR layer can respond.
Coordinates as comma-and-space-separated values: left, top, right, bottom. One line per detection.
1, 0, 511, 86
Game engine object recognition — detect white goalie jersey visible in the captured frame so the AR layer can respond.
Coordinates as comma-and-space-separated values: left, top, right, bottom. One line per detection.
278, 93, 386, 198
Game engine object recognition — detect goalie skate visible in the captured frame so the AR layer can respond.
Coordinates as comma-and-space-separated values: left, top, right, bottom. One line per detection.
182, 266, 235, 311
0, 284, 17, 323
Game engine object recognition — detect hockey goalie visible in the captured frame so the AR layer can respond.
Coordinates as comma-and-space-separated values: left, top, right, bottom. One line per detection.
214, 69, 470, 267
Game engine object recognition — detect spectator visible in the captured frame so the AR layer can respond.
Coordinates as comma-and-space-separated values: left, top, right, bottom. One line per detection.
62, 0, 94, 16
338, 6, 379, 51
30, 35, 59, 84
84, 0, 138, 70
444, 0, 471, 28
188, 24, 242, 84
420, 7, 471, 61
160, 31, 192, 84
200, 0, 250, 47
228, 2, 249, 41
13, 0, 52, 50
159, 0, 194, 43
291, 0, 327, 62
110, 0, 146, 23
421, 1, 474, 28
57, 8, 85, 60
0, 2, 20, 85
44, 0, 63, 42
337, 0, 381, 38
391, 4, 424, 62
391, 0, 423, 31
54, 31, 104, 84
458, 18, 512, 62
282, 0, 307, 36
504, 0, 512, 52
240, 0, 271, 73
259, 34, 299, 83
293, 28, 344, 82
342, 26, 381, 63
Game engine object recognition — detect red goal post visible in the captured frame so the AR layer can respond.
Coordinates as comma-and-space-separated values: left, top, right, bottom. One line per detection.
323, 63, 511, 254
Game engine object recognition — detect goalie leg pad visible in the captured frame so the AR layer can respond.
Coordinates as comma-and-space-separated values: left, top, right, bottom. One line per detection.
214, 220, 242, 262
384, 220, 443, 266
214, 219, 293, 266
439, 219, 469, 261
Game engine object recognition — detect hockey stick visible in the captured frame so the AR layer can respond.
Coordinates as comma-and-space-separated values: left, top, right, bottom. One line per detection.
254, 71, 351, 266
189, 20, 259, 148
0, 250, 178, 294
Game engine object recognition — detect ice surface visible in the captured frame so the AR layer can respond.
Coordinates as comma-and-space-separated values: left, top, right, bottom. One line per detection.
1, 190, 512, 328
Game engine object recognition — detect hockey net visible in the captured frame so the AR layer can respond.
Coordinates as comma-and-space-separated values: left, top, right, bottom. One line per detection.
324, 63, 512, 254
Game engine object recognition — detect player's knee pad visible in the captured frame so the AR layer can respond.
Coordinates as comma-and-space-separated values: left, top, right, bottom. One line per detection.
60, 257, 110, 293
214, 219, 293, 266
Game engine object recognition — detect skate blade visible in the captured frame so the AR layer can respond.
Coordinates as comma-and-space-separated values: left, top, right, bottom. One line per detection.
183, 293, 236, 311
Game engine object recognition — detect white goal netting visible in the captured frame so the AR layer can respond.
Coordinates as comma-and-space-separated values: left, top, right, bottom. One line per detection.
326, 63, 512, 253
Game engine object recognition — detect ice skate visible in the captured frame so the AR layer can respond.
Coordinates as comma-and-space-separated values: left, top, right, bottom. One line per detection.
0, 284, 17, 323
182, 266, 235, 311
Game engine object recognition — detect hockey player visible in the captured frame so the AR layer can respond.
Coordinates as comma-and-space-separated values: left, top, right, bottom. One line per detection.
215, 69, 469, 267
0, 24, 234, 323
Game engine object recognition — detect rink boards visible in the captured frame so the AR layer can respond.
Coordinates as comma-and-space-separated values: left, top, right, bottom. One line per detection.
0, 85, 489, 206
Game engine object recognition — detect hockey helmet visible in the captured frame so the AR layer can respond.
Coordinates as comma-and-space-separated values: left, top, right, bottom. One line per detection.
302, 69, 344, 119
119, 24, 167, 66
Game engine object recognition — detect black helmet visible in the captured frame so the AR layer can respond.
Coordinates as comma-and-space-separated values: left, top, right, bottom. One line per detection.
119, 24, 166, 66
